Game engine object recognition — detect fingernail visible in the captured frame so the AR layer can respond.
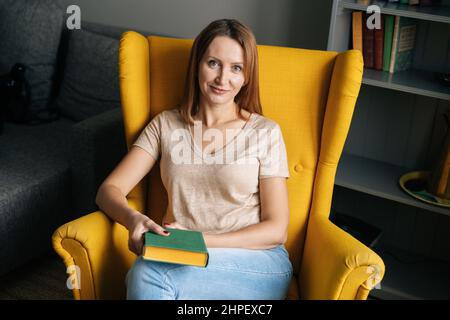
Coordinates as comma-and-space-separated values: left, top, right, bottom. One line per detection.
163, 230, 170, 235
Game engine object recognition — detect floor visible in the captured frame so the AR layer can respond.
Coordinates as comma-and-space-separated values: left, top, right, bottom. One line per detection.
0, 251, 73, 300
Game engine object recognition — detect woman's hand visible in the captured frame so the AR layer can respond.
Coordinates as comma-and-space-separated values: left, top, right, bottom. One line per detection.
126, 210, 170, 256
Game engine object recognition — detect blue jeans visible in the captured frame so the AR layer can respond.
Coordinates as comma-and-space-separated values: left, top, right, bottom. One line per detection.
126, 245, 293, 300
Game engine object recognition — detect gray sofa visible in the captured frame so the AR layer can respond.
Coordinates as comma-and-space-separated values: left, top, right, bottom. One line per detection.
0, 1, 134, 276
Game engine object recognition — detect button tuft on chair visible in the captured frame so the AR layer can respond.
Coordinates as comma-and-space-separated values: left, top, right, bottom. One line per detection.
294, 164, 303, 172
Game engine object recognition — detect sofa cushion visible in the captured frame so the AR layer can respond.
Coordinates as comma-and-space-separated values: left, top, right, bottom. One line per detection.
0, 118, 74, 275
56, 29, 121, 122
0, 0, 64, 111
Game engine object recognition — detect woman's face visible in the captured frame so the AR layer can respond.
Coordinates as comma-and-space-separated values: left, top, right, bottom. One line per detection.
198, 36, 246, 108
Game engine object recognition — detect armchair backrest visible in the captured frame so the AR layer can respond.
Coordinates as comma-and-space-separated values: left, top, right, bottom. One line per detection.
119, 32, 363, 274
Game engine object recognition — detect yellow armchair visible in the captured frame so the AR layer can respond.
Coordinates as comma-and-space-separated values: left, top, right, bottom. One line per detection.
52, 32, 384, 300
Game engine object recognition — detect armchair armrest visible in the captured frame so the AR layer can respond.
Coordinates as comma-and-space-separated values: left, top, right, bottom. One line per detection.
69, 108, 128, 216
300, 217, 385, 300
52, 198, 142, 299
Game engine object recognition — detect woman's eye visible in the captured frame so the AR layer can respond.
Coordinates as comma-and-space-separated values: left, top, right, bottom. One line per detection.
208, 60, 218, 67
232, 65, 243, 72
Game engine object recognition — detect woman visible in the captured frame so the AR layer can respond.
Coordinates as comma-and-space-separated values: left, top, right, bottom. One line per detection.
95, 19, 293, 300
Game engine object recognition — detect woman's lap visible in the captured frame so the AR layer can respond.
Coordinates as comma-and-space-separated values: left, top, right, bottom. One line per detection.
126, 245, 293, 300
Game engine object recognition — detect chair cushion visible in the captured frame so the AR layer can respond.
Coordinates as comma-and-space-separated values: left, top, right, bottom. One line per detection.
0, 0, 64, 111
56, 29, 121, 122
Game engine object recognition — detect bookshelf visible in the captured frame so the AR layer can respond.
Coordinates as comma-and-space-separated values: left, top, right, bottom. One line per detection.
362, 68, 450, 100
328, 0, 450, 300
336, 153, 450, 215
340, 0, 450, 23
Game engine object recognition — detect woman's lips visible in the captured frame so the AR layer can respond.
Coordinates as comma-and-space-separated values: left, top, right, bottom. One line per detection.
210, 85, 229, 95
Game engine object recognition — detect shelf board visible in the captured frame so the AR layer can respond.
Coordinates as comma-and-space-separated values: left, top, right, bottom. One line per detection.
336, 153, 450, 216
369, 246, 450, 300
340, 0, 450, 24
362, 68, 450, 101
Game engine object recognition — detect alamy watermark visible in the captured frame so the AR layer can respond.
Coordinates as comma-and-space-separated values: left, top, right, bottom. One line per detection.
167, 124, 283, 174
66, 265, 81, 290
66, 5, 81, 30
366, 264, 382, 290
366, 5, 381, 30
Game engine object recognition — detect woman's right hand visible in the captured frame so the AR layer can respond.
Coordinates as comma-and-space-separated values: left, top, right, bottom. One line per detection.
126, 210, 170, 256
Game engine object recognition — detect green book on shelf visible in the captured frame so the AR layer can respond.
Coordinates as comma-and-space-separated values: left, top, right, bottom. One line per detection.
389, 16, 417, 74
383, 15, 395, 72
143, 228, 209, 267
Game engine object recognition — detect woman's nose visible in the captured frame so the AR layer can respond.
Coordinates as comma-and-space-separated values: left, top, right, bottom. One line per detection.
215, 68, 229, 84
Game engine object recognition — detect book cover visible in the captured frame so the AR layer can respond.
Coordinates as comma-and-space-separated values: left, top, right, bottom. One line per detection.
143, 228, 209, 267
374, 14, 384, 70
362, 13, 375, 69
389, 16, 417, 73
383, 15, 395, 72
352, 11, 363, 53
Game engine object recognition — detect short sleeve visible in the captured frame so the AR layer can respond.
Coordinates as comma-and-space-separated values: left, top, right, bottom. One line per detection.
132, 113, 163, 161
259, 124, 290, 179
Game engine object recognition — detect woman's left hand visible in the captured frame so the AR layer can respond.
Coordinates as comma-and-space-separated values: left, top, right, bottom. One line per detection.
163, 221, 189, 230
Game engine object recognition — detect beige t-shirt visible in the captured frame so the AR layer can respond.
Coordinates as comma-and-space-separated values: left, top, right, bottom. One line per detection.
133, 108, 289, 234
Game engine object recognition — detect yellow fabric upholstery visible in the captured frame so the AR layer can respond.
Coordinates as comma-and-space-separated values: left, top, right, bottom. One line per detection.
52, 32, 385, 300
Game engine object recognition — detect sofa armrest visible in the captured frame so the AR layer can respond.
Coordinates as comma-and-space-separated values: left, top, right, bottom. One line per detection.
52, 198, 141, 300
300, 217, 385, 300
69, 108, 128, 216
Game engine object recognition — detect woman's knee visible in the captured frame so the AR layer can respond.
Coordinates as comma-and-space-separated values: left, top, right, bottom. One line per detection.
126, 257, 150, 299
125, 257, 177, 300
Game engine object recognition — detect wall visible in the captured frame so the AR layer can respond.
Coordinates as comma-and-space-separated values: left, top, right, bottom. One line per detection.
59, 0, 332, 49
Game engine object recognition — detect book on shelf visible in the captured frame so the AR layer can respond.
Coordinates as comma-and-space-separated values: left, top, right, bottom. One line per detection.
143, 228, 209, 267
350, 10, 418, 73
389, 16, 417, 73
409, 0, 420, 4
352, 11, 363, 53
374, 14, 384, 70
362, 12, 375, 69
383, 15, 395, 72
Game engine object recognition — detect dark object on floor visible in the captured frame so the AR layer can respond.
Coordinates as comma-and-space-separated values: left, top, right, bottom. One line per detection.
330, 211, 383, 248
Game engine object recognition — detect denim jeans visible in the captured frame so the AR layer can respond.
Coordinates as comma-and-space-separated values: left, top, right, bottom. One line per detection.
125, 245, 293, 300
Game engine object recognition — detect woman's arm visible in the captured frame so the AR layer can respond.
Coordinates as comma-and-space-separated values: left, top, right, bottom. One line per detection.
204, 177, 289, 250
95, 146, 156, 228
95, 146, 169, 255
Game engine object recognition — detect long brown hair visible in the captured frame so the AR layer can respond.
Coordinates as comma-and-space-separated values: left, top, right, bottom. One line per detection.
180, 19, 263, 125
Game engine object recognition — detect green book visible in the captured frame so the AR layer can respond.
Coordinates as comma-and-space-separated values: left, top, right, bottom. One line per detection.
143, 228, 209, 267
383, 15, 395, 72
389, 16, 417, 73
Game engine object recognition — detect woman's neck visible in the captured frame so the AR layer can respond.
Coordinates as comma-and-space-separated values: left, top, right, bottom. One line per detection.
195, 101, 240, 127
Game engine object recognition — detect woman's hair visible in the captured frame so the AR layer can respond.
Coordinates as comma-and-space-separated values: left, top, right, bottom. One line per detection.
179, 19, 262, 124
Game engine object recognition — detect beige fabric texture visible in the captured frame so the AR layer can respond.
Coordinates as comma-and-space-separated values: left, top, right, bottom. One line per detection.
133, 108, 289, 234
